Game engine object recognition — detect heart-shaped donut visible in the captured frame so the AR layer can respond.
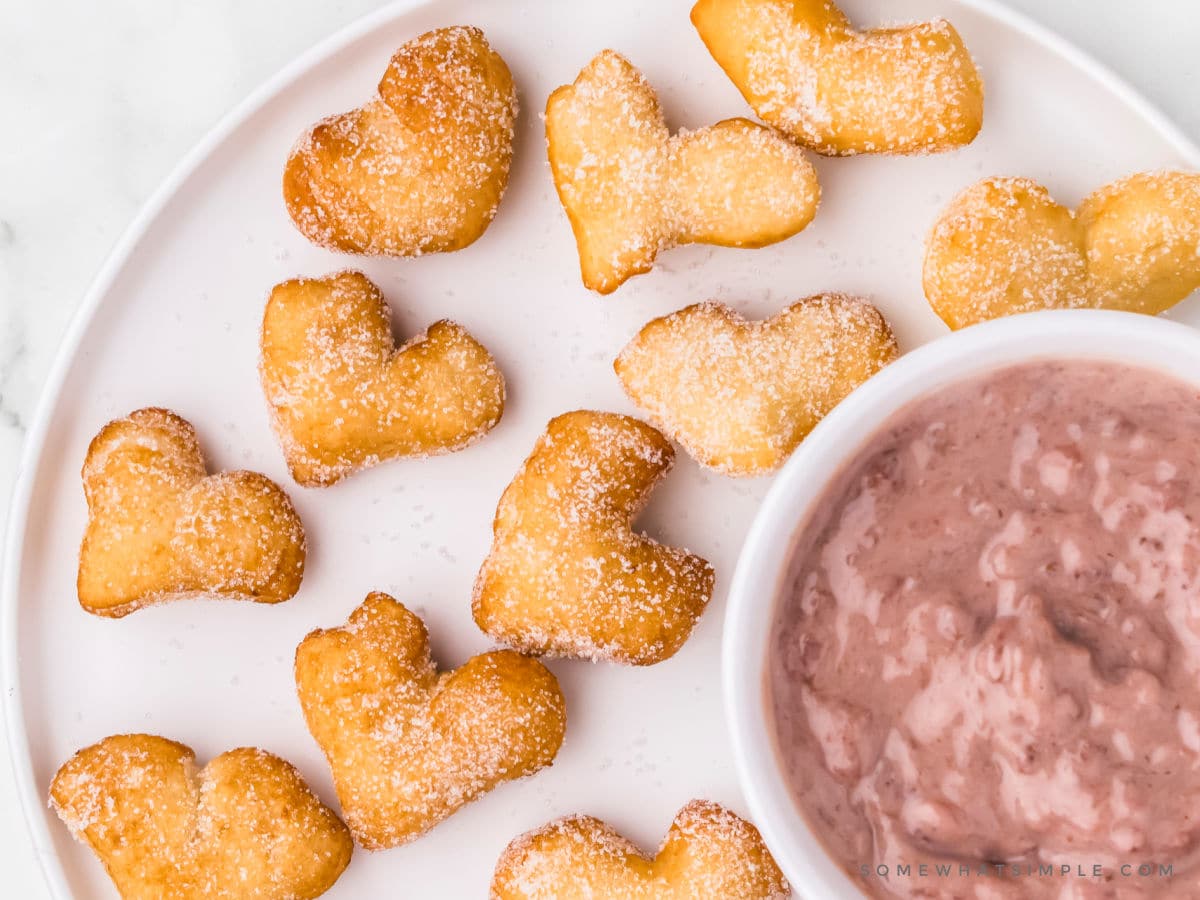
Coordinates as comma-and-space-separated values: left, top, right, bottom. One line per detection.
50, 734, 352, 900
77, 407, 306, 617
924, 171, 1200, 329
260, 270, 505, 486
616, 296, 898, 476
284, 26, 517, 256
692, 0, 984, 156
473, 411, 715, 665
546, 50, 820, 294
490, 800, 788, 899
294, 592, 566, 849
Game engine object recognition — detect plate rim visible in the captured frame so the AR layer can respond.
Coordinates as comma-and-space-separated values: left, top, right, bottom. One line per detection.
5, 1, 1200, 897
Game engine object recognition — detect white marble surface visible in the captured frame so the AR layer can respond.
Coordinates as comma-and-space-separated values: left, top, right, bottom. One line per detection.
0, 1, 1197, 896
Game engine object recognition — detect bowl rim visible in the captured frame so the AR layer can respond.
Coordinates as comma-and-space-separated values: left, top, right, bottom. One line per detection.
722, 309, 1200, 898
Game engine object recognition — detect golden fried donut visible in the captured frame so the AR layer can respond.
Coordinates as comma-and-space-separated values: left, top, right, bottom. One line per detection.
284, 26, 516, 256
546, 50, 820, 294
924, 171, 1200, 329
616, 296, 898, 477
473, 411, 715, 665
692, 0, 984, 156
294, 592, 566, 849
77, 408, 306, 617
490, 800, 789, 899
260, 270, 505, 486
50, 734, 352, 900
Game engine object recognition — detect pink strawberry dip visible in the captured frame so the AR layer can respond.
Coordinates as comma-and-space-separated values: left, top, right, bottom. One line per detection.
770, 360, 1200, 899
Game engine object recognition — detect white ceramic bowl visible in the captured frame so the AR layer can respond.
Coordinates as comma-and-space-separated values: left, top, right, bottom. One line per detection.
723, 309, 1200, 898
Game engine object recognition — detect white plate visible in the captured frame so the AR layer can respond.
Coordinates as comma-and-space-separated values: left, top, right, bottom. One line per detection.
5, 1, 1200, 897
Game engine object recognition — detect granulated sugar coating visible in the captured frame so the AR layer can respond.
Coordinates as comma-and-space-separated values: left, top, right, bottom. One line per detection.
925, 171, 1200, 329
773, 360, 1200, 899
545, 49, 820, 294
259, 270, 505, 487
49, 734, 352, 899
283, 25, 517, 256
490, 799, 789, 899
692, 0, 983, 156
473, 411, 715, 665
294, 593, 566, 849
616, 295, 898, 477
77, 407, 306, 617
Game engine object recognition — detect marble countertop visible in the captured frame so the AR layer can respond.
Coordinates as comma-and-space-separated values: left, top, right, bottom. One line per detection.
1, 1, 1197, 896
